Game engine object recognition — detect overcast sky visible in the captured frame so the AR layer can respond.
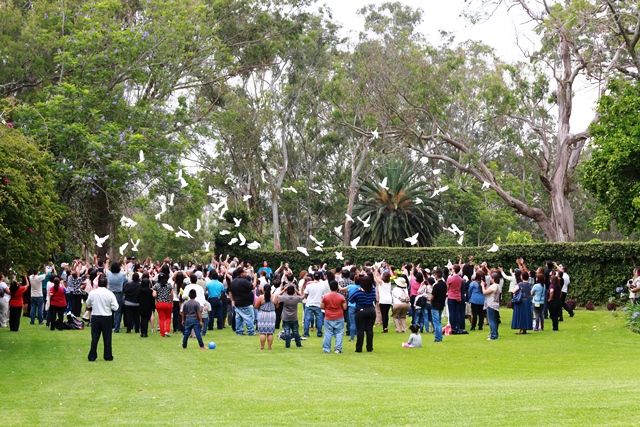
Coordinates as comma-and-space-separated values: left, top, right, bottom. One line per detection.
319, 0, 597, 131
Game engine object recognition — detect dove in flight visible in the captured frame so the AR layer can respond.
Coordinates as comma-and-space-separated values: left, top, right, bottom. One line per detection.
130, 239, 140, 252
335, 251, 344, 261
239, 233, 246, 246
195, 219, 201, 232
168, 193, 175, 206
297, 247, 309, 257
345, 214, 354, 223
203, 242, 211, 252
224, 176, 235, 185
334, 225, 343, 235
433, 169, 441, 175
261, 170, 268, 183
444, 224, 464, 236
314, 246, 323, 252
94, 234, 109, 248
247, 241, 261, 250
233, 217, 241, 227
404, 233, 419, 246
228, 237, 238, 245
379, 177, 389, 190
350, 236, 361, 250
430, 186, 449, 198
371, 128, 379, 139
119, 242, 129, 256
446, 259, 454, 269
120, 216, 137, 228
481, 181, 491, 190
357, 216, 371, 228
309, 188, 323, 194
487, 243, 499, 253
138, 150, 145, 164
243, 195, 252, 202
415, 197, 423, 205
219, 230, 230, 235
207, 186, 214, 196
457, 234, 464, 245
309, 235, 324, 247
162, 223, 174, 232
155, 202, 167, 220
176, 227, 194, 239
210, 200, 226, 211
218, 205, 228, 220
282, 186, 297, 194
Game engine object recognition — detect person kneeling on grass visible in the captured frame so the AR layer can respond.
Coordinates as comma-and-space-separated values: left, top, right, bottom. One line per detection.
402, 324, 422, 348
321, 280, 347, 354
181, 289, 206, 350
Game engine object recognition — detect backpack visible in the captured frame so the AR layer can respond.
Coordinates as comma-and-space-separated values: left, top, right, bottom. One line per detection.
415, 294, 428, 308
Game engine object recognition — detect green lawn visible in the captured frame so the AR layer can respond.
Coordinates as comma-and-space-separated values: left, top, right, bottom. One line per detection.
1, 309, 637, 426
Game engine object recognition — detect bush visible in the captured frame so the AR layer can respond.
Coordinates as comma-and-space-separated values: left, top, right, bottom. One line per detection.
606, 302, 616, 311
217, 241, 640, 305
625, 302, 640, 334
566, 299, 577, 310
585, 302, 595, 310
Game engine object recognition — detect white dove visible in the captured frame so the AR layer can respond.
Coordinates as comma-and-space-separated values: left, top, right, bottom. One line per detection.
210, 200, 226, 211
309, 235, 325, 247
242, 195, 252, 202
350, 236, 361, 250
345, 214, 354, 223
218, 205, 228, 220
282, 186, 298, 194
224, 176, 235, 185
430, 185, 450, 198
378, 177, 389, 190
233, 217, 242, 227
314, 246, 323, 252
297, 247, 310, 257
162, 223, 175, 232
404, 233, 419, 246
481, 181, 491, 190
176, 169, 188, 188
457, 234, 464, 245
238, 233, 246, 246
415, 197, 423, 205
138, 150, 145, 164
120, 216, 137, 228
487, 243, 499, 253
219, 230, 230, 235
130, 238, 140, 252
195, 219, 201, 232
119, 242, 129, 256
168, 193, 175, 206
203, 242, 211, 252
371, 128, 379, 139
247, 241, 261, 250
310, 188, 323, 194
334, 225, 343, 235
261, 170, 268, 183
228, 238, 239, 245
335, 251, 344, 261
446, 259, 454, 269
177, 227, 194, 239
357, 216, 372, 228
207, 186, 214, 196
94, 234, 109, 248
433, 169, 441, 175
154, 202, 167, 220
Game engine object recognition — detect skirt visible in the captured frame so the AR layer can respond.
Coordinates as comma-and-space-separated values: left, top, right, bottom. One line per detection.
257, 309, 276, 334
511, 299, 533, 330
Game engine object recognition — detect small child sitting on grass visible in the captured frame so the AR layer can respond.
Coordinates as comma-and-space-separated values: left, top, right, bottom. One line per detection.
402, 324, 422, 348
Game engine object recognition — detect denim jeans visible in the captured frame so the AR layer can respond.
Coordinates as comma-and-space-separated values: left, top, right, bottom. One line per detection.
234, 305, 255, 336
303, 305, 324, 337
487, 307, 499, 339
30, 296, 43, 324
348, 306, 356, 340
432, 309, 443, 342
208, 297, 223, 330
413, 307, 426, 332
201, 317, 208, 336
182, 318, 204, 348
322, 319, 344, 353
113, 293, 124, 332
282, 320, 302, 348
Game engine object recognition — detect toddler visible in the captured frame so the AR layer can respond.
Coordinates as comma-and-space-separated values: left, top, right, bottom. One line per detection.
402, 324, 422, 348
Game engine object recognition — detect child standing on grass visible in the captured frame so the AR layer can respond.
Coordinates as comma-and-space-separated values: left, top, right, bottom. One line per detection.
402, 324, 422, 348
201, 300, 211, 336
181, 289, 206, 350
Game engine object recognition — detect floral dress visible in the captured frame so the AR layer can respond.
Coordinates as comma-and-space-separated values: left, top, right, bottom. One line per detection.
257, 299, 276, 334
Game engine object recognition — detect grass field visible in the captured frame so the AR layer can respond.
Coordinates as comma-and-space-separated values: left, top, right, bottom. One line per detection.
1, 308, 638, 426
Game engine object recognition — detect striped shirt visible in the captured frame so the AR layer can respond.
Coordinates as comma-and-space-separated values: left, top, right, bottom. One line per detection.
348, 287, 377, 310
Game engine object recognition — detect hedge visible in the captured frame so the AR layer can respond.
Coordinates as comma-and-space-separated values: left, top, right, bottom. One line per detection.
215, 242, 640, 305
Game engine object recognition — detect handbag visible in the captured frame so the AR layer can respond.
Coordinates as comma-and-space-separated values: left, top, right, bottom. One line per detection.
512, 289, 522, 304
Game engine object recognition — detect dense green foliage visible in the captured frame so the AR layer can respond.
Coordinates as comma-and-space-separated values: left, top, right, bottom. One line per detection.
0, 126, 65, 272
222, 241, 640, 304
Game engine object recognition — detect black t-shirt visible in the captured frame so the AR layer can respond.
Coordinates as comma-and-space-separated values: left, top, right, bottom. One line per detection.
229, 277, 254, 307
431, 279, 447, 311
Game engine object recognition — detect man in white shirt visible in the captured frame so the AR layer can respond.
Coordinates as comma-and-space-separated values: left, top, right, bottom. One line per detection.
86, 276, 119, 362
0, 274, 10, 328
29, 268, 47, 325
558, 265, 575, 320
303, 271, 329, 338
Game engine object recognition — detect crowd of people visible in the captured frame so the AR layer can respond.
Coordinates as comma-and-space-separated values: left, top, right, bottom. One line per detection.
0, 253, 586, 359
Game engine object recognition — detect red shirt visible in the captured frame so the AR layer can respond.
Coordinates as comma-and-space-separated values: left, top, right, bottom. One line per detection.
321, 292, 346, 321
50, 285, 67, 308
446, 275, 462, 301
9, 286, 27, 308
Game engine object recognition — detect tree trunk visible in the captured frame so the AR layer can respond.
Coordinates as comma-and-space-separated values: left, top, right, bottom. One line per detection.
271, 189, 281, 251
343, 137, 368, 245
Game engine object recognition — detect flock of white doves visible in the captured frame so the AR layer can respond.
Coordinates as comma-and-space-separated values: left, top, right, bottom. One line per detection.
93, 150, 500, 258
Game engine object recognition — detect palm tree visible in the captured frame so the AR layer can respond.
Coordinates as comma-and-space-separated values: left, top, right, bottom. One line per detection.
351, 161, 440, 247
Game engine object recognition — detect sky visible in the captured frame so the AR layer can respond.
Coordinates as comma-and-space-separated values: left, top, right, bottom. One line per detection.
319, 0, 598, 132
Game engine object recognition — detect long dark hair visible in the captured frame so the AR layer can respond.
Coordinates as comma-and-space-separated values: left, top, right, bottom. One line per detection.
10, 280, 18, 294
263, 284, 271, 303
175, 271, 185, 293
53, 277, 61, 292
358, 274, 373, 292
157, 273, 168, 287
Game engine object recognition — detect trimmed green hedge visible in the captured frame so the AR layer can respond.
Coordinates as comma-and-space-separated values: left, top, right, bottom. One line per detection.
217, 242, 640, 305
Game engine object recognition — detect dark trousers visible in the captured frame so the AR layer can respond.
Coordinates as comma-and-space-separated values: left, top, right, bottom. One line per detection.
124, 305, 140, 333
560, 292, 573, 320
9, 306, 22, 331
354, 307, 376, 352
70, 294, 83, 317
140, 313, 150, 336
379, 303, 391, 330
470, 303, 484, 330
208, 297, 223, 330
50, 305, 65, 330
88, 315, 114, 361
548, 300, 561, 331
172, 301, 182, 333
275, 302, 284, 329
227, 302, 236, 332
282, 320, 302, 347
344, 309, 350, 335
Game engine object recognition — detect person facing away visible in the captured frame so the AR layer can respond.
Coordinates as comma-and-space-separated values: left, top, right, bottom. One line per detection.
278, 285, 304, 348
86, 276, 119, 362
321, 280, 347, 354
181, 289, 206, 350
402, 323, 422, 348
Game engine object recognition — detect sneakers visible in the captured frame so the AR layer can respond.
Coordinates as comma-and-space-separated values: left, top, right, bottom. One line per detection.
300, 336, 307, 340
165, 333, 171, 337
334, 349, 342, 354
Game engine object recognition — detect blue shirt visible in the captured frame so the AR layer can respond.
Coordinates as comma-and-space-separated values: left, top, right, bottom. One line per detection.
348, 287, 376, 310
346, 284, 360, 308
532, 283, 545, 305
257, 267, 272, 280
467, 281, 485, 305
206, 280, 225, 298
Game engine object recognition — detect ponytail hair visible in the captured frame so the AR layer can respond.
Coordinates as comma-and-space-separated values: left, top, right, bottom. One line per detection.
53, 277, 61, 292
263, 284, 271, 303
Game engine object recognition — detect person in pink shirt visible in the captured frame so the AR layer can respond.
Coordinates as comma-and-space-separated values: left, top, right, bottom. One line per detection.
446, 264, 467, 334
